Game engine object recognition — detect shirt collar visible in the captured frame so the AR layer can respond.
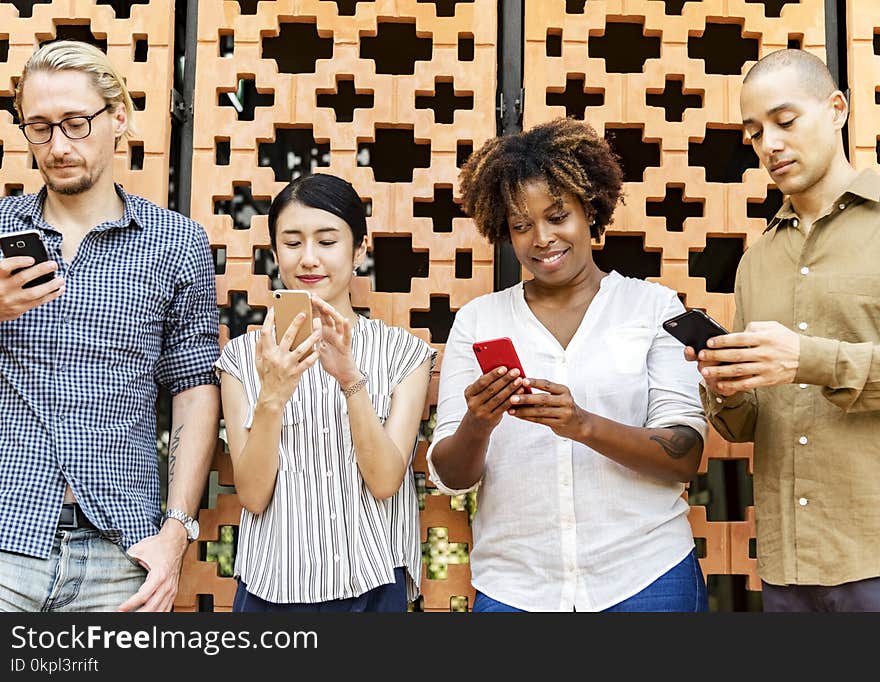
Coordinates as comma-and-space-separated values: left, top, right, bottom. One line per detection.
764, 168, 880, 234
16, 183, 144, 232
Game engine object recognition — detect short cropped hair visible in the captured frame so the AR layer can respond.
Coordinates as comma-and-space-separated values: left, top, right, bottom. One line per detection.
458, 117, 624, 244
14, 40, 137, 139
743, 48, 838, 101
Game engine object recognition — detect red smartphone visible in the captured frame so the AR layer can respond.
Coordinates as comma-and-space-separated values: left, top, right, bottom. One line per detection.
472, 337, 532, 393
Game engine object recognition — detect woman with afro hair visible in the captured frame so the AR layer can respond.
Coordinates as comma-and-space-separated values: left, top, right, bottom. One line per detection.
426, 117, 709, 612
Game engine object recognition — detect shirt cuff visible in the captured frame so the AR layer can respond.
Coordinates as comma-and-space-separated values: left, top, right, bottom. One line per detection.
425, 435, 480, 497
698, 380, 748, 415
794, 335, 840, 387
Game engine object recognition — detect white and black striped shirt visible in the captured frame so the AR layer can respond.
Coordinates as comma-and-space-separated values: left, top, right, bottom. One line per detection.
215, 317, 435, 604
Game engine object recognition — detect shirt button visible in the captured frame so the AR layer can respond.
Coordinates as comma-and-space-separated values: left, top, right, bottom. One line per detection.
798, 322, 808, 331
799, 383, 808, 389
322, 427, 330, 434
838, 203, 846, 210
791, 218, 799, 227
322, 387, 328, 394
800, 266, 809, 275
333, 554, 340, 562
798, 497, 808, 506
330, 513, 336, 520
798, 436, 808, 445
716, 396, 723, 404
325, 470, 333, 477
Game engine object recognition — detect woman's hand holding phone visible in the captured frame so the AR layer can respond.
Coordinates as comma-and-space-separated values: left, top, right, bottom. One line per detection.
255, 307, 323, 406
463, 365, 529, 432
310, 295, 363, 388
506, 378, 591, 441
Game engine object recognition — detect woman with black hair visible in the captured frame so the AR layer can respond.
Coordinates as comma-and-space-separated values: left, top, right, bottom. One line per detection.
215, 173, 434, 612
427, 117, 709, 612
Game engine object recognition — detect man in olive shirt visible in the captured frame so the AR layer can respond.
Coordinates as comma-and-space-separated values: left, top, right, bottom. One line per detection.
685, 49, 880, 611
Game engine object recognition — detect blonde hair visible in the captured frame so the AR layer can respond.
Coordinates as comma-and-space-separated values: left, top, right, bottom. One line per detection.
14, 40, 137, 139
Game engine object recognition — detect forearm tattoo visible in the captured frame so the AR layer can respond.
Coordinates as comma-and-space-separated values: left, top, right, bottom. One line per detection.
168, 425, 183, 484
650, 426, 702, 460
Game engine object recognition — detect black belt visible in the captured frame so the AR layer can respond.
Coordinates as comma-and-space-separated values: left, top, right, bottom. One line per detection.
58, 503, 98, 530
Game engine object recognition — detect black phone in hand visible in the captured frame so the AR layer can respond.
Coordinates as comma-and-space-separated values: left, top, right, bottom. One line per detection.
0, 229, 54, 288
662, 309, 729, 353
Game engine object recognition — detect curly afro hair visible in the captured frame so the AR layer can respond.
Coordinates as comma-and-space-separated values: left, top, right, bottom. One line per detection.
458, 117, 624, 244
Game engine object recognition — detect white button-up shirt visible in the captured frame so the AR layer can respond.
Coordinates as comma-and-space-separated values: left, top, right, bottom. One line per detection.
427, 271, 707, 611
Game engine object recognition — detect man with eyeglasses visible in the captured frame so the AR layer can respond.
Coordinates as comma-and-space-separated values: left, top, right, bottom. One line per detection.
0, 40, 220, 612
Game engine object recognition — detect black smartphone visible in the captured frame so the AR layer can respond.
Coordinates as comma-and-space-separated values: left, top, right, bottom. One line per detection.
662, 309, 729, 353
0, 229, 54, 288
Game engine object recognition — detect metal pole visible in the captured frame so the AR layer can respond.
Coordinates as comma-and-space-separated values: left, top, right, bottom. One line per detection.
495, 0, 524, 291
176, 0, 199, 217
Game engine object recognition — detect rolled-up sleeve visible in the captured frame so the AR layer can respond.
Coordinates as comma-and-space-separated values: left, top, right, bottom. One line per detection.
643, 294, 708, 439
154, 226, 220, 395
425, 303, 481, 496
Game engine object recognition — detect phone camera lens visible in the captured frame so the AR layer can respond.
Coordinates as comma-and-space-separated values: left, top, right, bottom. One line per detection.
15, 241, 25, 248
667, 321, 677, 328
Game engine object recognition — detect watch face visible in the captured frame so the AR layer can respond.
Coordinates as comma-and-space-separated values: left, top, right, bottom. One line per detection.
189, 519, 200, 541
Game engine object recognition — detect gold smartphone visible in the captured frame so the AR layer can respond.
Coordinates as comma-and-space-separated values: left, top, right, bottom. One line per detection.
272, 290, 313, 348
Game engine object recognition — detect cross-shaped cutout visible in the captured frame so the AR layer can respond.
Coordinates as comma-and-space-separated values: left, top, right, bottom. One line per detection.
259, 127, 330, 182
747, 188, 784, 225
413, 186, 466, 233
689, 24, 758, 75
415, 80, 474, 125
218, 79, 274, 122
213, 184, 271, 231
361, 22, 433, 75
689, 129, 758, 183
0, 95, 14, 122
42, 24, 107, 52
689, 236, 744, 293
3, 1, 51, 18
96, 0, 149, 19
358, 128, 431, 182
745, 0, 800, 18
592, 235, 661, 280
589, 22, 661, 73
410, 296, 456, 344
220, 292, 267, 339
546, 78, 604, 119
646, 79, 702, 122
371, 235, 429, 293
662, 0, 698, 14
417, 0, 474, 17
325, 0, 375, 15
316, 78, 374, 123
646, 186, 704, 232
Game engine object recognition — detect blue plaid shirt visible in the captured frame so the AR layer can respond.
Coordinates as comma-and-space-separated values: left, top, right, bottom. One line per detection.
0, 185, 219, 558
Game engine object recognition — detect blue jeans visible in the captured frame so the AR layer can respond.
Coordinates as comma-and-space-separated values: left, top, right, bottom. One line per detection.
473, 549, 709, 612
233, 567, 409, 612
0, 529, 147, 612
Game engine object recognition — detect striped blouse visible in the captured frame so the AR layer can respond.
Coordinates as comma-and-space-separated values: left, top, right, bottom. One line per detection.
215, 317, 435, 604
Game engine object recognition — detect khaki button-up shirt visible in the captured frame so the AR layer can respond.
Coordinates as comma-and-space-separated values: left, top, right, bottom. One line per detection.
701, 169, 880, 586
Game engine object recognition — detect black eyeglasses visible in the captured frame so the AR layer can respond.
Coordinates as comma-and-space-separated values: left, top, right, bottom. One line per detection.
18, 105, 110, 145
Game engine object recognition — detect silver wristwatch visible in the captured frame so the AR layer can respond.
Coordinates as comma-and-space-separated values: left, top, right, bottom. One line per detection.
164, 508, 200, 542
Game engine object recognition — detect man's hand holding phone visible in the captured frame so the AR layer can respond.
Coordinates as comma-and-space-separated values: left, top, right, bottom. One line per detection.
0, 230, 64, 321
691, 320, 800, 394
0, 257, 64, 321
